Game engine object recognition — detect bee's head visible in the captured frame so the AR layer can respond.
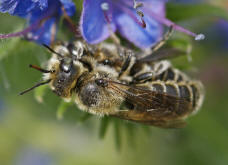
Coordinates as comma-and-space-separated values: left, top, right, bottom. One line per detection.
19, 43, 83, 97
49, 56, 80, 98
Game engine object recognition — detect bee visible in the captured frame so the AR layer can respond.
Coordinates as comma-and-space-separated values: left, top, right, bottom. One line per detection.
20, 27, 204, 128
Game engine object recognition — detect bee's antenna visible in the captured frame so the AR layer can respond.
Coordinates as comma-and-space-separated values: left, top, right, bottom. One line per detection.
19, 79, 51, 95
29, 64, 51, 73
42, 44, 63, 58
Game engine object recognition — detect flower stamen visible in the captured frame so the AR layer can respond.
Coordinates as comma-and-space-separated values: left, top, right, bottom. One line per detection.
101, 2, 120, 44
133, 0, 146, 28
101, 2, 109, 11
113, 2, 146, 29
144, 10, 205, 41
101, 2, 112, 24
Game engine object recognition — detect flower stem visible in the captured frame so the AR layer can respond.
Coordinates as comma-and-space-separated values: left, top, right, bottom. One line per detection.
61, 6, 81, 38
0, 22, 38, 39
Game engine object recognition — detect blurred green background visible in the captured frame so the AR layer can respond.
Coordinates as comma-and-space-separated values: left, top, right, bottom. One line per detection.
0, 0, 228, 165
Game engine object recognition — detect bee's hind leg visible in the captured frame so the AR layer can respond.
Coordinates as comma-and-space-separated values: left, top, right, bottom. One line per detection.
109, 32, 121, 46
131, 72, 154, 84
118, 50, 136, 78
151, 26, 174, 52
139, 26, 174, 60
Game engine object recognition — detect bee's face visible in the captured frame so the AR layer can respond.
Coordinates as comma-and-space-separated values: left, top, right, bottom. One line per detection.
48, 55, 81, 98
46, 41, 88, 98
48, 59, 74, 97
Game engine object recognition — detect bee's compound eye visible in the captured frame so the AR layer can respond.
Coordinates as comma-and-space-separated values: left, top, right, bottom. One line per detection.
61, 64, 70, 72
60, 58, 73, 73
103, 59, 111, 65
95, 79, 108, 87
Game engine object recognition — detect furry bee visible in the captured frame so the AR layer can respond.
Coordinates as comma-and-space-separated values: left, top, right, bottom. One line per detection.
20, 29, 204, 128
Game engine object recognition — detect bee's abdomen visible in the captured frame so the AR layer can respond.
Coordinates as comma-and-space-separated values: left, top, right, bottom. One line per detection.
188, 81, 204, 114
154, 68, 188, 82
150, 80, 204, 116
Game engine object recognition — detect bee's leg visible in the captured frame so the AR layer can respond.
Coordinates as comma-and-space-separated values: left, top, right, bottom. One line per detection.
132, 72, 153, 84
139, 26, 174, 59
151, 26, 174, 52
131, 61, 172, 83
109, 32, 121, 46
118, 50, 135, 77
116, 109, 130, 112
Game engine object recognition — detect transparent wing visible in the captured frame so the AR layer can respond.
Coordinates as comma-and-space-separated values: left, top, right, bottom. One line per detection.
107, 81, 192, 128
108, 81, 191, 114
138, 48, 186, 62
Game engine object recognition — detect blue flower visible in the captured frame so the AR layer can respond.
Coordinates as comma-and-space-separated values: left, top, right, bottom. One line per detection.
0, 0, 76, 45
80, 0, 166, 49
80, 0, 205, 49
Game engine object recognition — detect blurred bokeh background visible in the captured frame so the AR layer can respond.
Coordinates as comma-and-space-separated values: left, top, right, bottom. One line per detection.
0, 0, 228, 165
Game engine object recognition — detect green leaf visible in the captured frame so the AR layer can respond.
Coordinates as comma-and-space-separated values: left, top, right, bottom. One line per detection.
79, 112, 92, 122
141, 125, 151, 137
34, 84, 49, 103
56, 101, 72, 120
168, 38, 192, 61
168, 38, 191, 49
167, 4, 228, 22
125, 123, 136, 147
113, 119, 122, 151
99, 116, 110, 139
0, 38, 20, 60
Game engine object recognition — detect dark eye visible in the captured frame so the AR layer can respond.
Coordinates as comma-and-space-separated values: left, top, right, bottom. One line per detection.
60, 59, 73, 73
95, 79, 108, 87
61, 64, 70, 73
102, 59, 112, 65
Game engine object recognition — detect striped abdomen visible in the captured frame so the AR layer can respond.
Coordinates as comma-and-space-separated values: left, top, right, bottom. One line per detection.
153, 68, 189, 82
149, 80, 204, 117
112, 79, 204, 128
131, 62, 189, 83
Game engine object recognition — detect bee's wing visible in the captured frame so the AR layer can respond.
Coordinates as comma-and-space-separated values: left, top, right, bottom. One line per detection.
138, 48, 186, 62
107, 81, 192, 128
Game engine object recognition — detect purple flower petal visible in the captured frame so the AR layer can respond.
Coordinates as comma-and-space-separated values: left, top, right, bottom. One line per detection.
80, 0, 116, 44
79, 0, 166, 48
114, 10, 161, 48
28, 17, 57, 45
27, 0, 62, 45
0, 0, 48, 17
0, 0, 76, 45
113, 0, 165, 48
139, 0, 166, 17
23, 0, 59, 45
28, 0, 75, 45
37, 0, 48, 10
59, 0, 76, 16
